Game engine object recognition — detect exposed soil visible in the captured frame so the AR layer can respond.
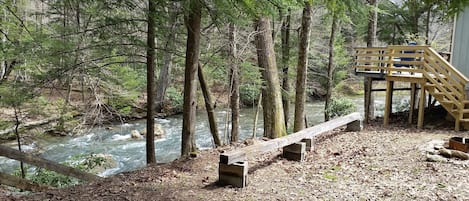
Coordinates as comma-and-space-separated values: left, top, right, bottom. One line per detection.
2, 115, 469, 201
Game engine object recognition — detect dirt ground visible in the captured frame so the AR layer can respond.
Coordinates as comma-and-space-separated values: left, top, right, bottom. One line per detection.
2, 117, 469, 200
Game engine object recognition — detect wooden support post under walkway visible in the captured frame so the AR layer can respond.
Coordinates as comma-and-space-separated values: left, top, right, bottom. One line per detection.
283, 142, 306, 162
219, 112, 362, 187
409, 83, 417, 124
384, 81, 394, 127
364, 77, 374, 124
0, 145, 100, 184
418, 84, 426, 129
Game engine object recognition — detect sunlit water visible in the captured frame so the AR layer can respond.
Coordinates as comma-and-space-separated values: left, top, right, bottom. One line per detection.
0, 93, 409, 176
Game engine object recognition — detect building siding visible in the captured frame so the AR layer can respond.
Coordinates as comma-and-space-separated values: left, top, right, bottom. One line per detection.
452, 7, 469, 78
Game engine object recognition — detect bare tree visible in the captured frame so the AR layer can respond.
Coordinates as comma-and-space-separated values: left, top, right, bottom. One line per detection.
146, 0, 156, 164
198, 63, 221, 146
156, 3, 179, 113
324, 13, 338, 121
293, 2, 313, 132
181, 0, 201, 155
281, 9, 291, 129
229, 23, 240, 143
254, 17, 286, 139
364, 0, 378, 124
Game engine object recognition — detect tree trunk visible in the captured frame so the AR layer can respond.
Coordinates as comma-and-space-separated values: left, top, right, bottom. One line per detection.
228, 23, 240, 143
155, 4, 178, 113
293, 2, 312, 132
181, 0, 201, 156
0, 61, 15, 84
0, 116, 60, 136
281, 9, 291, 129
198, 63, 221, 146
0, 9, 5, 81
364, 0, 377, 124
324, 14, 338, 121
146, 0, 156, 164
252, 92, 262, 138
0, 4, 16, 85
409, 0, 420, 35
425, 7, 431, 45
14, 107, 25, 179
254, 17, 286, 139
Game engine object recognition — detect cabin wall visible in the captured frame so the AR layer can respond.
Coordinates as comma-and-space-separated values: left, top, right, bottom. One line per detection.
452, 7, 469, 78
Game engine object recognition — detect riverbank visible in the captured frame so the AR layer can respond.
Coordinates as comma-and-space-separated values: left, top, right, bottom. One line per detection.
3, 118, 469, 200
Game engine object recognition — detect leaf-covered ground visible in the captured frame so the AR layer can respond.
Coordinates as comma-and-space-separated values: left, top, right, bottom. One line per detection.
2, 119, 469, 200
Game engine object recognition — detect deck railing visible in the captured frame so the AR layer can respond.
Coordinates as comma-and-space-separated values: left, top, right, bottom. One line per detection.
422, 47, 469, 105
354, 47, 389, 75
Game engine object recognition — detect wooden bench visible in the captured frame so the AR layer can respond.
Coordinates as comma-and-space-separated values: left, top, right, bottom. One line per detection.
218, 112, 362, 187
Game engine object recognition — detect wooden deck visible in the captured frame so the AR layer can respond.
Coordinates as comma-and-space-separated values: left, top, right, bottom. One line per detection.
386, 73, 426, 83
354, 45, 469, 131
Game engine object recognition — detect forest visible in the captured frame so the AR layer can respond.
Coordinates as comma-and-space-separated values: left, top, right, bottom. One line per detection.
1, 0, 469, 199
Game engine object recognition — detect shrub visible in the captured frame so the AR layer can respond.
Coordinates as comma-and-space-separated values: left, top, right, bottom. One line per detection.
239, 61, 262, 106
108, 95, 136, 116
18, 154, 112, 188
325, 97, 357, 119
166, 86, 183, 113
29, 168, 78, 188
28, 96, 49, 116
240, 84, 260, 106
395, 99, 410, 112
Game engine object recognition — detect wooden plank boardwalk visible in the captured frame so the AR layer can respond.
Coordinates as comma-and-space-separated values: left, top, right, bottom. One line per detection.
218, 112, 362, 187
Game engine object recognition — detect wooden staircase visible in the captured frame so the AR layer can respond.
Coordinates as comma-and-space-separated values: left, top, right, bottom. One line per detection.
354, 45, 469, 131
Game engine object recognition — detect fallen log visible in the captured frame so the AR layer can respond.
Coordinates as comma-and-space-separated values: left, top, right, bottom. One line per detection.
0, 116, 60, 136
0, 172, 52, 192
0, 145, 100, 182
220, 112, 362, 164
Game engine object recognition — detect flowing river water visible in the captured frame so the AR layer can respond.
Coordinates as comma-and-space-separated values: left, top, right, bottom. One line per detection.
0, 93, 409, 176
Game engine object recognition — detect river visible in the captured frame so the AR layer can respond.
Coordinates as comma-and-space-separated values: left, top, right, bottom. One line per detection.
0, 93, 409, 177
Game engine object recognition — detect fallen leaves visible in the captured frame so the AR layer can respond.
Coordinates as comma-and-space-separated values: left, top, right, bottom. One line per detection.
3, 125, 469, 200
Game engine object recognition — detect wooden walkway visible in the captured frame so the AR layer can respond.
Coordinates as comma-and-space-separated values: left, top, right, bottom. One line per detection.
218, 112, 362, 188
354, 45, 469, 131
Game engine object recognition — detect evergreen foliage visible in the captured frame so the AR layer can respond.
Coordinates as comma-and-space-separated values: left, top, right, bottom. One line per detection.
325, 97, 357, 119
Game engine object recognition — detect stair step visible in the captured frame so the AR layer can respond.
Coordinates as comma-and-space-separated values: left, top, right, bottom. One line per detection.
440, 102, 455, 109
460, 119, 469, 122
431, 92, 445, 99
449, 109, 469, 114
425, 83, 436, 87
439, 100, 454, 104
431, 92, 459, 99
425, 84, 436, 92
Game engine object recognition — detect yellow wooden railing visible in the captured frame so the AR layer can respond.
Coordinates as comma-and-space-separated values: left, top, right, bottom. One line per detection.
354, 47, 389, 74
422, 47, 469, 103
